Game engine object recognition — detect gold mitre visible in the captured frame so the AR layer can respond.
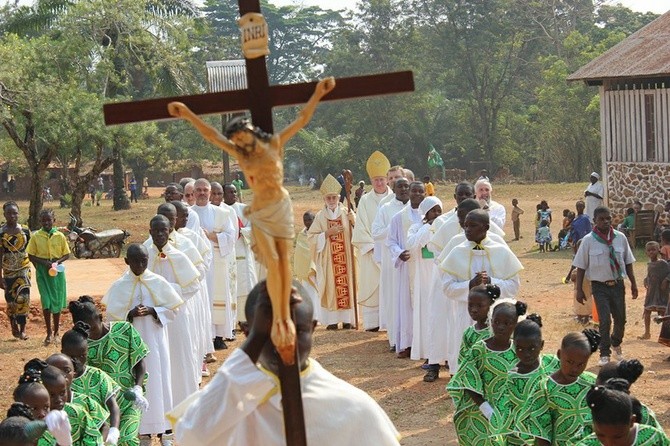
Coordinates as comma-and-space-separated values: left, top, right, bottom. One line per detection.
366, 151, 391, 179
320, 174, 342, 196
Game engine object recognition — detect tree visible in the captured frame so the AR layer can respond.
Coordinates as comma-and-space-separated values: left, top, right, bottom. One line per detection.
2, 0, 200, 213
285, 128, 352, 183
202, 0, 345, 84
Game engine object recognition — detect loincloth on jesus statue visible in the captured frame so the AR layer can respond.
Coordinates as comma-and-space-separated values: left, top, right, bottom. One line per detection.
244, 195, 295, 266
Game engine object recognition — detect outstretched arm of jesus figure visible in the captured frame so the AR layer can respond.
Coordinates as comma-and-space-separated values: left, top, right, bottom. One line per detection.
167, 102, 238, 156
278, 77, 335, 147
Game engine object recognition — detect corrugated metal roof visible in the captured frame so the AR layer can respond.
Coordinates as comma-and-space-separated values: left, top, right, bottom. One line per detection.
205, 60, 247, 92
568, 10, 670, 82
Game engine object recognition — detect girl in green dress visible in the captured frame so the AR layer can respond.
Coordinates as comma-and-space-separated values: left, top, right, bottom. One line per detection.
596, 359, 661, 430
491, 314, 560, 445
447, 298, 527, 446
518, 329, 601, 446
68, 296, 149, 446
22, 359, 104, 446
456, 284, 499, 368
576, 379, 670, 446
61, 322, 121, 445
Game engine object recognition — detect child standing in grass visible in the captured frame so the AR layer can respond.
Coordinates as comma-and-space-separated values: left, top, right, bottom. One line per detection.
640, 241, 668, 340
26, 209, 70, 346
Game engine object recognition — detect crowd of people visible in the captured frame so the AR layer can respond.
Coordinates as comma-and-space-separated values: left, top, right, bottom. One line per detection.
0, 150, 669, 445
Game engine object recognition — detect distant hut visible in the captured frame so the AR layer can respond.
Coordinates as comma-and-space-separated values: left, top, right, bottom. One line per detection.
568, 11, 670, 213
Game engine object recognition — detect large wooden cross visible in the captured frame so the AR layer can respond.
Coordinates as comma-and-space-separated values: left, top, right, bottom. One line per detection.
103, 2, 414, 445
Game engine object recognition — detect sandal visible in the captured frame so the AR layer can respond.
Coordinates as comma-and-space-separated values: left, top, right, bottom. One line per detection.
43, 336, 52, 346
637, 333, 651, 340
423, 369, 439, 382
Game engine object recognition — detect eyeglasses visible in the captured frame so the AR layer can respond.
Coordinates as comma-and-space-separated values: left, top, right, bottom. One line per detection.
185, 193, 194, 197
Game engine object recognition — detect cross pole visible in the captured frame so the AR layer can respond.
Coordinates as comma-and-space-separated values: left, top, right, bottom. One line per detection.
103, 2, 414, 445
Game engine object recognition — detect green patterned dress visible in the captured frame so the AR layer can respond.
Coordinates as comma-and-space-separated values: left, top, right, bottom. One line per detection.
37, 399, 104, 446
457, 324, 493, 367
447, 340, 518, 446
517, 371, 597, 445
87, 321, 149, 446
491, 354, 560, 445
576, 424, 670, 445
72, 365, 119, 424
639, 403, 661, 430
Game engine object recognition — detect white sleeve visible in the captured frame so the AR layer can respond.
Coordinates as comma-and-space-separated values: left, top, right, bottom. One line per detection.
371, 209, 388, 243
406, 224, 431, 251
175, 349, 275, 446
386, 216, 404, 268
216, 215, 237, 258
315, 233, 327, 253
443, 273, 470, 303
154, 306, 177, 326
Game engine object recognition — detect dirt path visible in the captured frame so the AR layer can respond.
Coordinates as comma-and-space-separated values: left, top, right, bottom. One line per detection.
1, 183, 669, 443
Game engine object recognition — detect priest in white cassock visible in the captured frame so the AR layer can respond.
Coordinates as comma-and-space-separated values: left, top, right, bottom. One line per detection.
372, 177, 410, 347
222, 183, 258, 323
405, 196, 444, 381
164, 183, 202, 233
308, 174, 356, 329
440, 209, 523, 374
171, 282, 401, 446
190, 178, 237, 350
103, 244, 183, 442
474, 178, 506, 229
351, 151, 392, 331
146, 215, 201, 408
386, 181, 425, 357
428, 182, 475, 255
293, 211, 320, 322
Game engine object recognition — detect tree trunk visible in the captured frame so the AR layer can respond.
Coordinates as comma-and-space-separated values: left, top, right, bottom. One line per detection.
28, 173, 45, 230
112, 146, 130, 210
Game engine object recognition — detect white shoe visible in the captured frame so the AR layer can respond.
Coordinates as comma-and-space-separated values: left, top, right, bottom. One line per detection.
598, 356, 610, 367
201, 367, 210, 377
161, 433, 174, 446
613, 346, 623, 360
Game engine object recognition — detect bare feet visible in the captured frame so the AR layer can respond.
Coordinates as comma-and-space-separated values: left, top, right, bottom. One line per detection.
43, 335, 53, 346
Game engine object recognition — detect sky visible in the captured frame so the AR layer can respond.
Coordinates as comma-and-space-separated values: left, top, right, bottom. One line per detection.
272, 0, 670, 14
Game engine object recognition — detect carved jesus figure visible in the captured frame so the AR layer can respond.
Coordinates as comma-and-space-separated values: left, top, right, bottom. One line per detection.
167, 77, 335, 365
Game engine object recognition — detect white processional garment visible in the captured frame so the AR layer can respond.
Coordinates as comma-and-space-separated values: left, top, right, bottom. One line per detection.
178, 226, 214, 355
308, 205, 355, 326
371, 198, 406, 341
386, 205, 422, 353
227, 202, 258, 322
351, 188, 391, 330
191, 204, 237, 339
147, 244, 201, 406
173, 349, 401, 446
103, 271, 179, 436
440, 237, 521, 374
406, 222, 440, 361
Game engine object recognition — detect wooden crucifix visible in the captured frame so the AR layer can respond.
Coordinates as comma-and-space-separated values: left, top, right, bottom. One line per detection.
103, 1, 414, 445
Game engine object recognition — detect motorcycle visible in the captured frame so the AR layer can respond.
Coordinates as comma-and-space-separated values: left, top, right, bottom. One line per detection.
65, 214, 130, 259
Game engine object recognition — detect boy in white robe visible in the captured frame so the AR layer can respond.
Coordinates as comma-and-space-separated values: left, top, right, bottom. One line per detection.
427, 182, 475, 254
171, 281, 401, 446
146, 215, 202, 409
440, 209, 523, 374
371, 177, 410, 347
386, 181, 425, 357
406, 197, 443, 381
102, 244, 183, 445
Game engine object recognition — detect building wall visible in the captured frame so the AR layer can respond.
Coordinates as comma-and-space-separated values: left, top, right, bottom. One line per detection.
607, 162, 668, 215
